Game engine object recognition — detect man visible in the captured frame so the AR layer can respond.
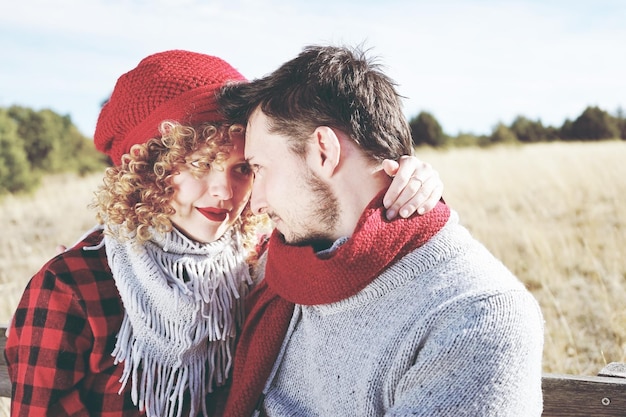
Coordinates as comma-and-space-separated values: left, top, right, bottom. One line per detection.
218, 45, 544, 417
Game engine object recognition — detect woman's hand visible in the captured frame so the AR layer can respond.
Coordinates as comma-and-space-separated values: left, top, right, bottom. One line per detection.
382, 156, 444, 220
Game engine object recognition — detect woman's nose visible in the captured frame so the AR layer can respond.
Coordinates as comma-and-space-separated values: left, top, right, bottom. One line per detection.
209, 171, 233, 200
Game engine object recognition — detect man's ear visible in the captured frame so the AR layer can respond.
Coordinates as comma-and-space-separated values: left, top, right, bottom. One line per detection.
311, 126, 341, 178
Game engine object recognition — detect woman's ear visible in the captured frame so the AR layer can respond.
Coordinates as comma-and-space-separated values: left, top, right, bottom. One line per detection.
311, 126, 341, 178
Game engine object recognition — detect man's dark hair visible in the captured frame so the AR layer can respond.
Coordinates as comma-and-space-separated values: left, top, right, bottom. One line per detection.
217, 45, 413, 161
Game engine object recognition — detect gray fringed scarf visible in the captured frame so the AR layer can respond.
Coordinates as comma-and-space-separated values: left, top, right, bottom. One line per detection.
105, 226, 252, 417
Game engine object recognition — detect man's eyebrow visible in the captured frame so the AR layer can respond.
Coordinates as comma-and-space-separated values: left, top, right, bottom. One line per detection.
245, 159, 260, 173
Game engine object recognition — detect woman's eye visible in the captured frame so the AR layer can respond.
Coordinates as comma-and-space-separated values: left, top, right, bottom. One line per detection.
235, 164, 253, 176
189, 160, 211, 170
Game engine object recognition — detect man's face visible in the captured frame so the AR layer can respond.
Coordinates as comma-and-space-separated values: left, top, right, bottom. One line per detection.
245, 108, 339, 245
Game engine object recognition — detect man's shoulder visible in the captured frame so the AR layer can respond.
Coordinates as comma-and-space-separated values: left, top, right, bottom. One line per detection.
395, 218, 528, 300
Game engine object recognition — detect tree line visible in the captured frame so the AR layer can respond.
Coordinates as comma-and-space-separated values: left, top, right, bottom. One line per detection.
410, 105, 626, 147
1, 104, 624, 197
0, 105, 108, 197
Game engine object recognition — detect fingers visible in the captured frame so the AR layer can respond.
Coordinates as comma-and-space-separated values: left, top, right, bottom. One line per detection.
383, 156, 444, 220
381, 159, 400, 178
383, 156, 418, 209
387, 174, 439, 220
401, 174, 443, 218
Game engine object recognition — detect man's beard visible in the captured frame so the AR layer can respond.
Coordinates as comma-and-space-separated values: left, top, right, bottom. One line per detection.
286, 169, 340, 247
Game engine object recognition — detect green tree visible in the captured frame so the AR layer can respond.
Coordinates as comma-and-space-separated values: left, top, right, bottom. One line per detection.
510, 116, 554, 143
7, 106, 107, 175
62, 122, 110, 175
616, 106, 626, 140
8, 106, 52, 169
560, 119, 574, 140
451, 133, 480, 147
569, 106, 620, 140
409, 111, 446, 147
0, 109, 39, 195
483, 123, 518, 147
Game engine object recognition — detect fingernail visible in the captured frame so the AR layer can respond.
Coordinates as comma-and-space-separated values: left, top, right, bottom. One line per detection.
386, 209, 396, 220
383, 199, 391, 208
400, 209, 410, 218
418, 207, 425, 215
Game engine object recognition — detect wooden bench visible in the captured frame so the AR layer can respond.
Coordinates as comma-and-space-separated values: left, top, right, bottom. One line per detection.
1, 326, 625, 415
542, 365, 626, 416
1, 327, 9, 400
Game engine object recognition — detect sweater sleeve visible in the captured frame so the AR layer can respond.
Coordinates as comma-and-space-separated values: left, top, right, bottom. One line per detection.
386, 290, 544, 417
5, 258, 93, 417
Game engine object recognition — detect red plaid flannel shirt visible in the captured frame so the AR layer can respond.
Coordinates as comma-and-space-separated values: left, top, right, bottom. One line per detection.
5, 229, 230, 416
4, 229, 142, 416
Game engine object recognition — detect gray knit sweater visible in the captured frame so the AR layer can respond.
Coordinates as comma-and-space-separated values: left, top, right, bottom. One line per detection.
260, 211, 544, 416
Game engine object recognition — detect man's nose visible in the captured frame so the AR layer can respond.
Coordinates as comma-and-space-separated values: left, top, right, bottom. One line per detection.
249, 180, 267, 215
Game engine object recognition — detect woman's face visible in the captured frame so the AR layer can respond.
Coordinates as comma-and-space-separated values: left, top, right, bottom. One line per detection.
169, 133, 253, 243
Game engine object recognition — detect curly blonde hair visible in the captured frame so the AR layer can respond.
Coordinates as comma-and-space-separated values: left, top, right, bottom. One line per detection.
92, 121, 268, 255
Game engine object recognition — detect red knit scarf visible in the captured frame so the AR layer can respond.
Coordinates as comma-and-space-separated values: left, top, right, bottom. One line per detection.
222, 195, 450, 417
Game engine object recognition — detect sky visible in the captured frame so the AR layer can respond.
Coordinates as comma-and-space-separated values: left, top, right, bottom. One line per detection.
1, 0, 625, 137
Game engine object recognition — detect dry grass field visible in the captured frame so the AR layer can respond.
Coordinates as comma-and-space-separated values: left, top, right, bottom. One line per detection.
1, 140, 625, 413
416, 140, 626, 376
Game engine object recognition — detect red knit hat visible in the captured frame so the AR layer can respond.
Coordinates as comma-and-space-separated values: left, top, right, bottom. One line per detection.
94, 50, 247, 165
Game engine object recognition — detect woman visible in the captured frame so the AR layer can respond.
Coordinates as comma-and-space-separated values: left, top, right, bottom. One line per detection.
5, 50, 443, 417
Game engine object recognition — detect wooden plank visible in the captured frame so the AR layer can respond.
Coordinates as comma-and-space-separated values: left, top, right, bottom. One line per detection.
1, 326, 10, 398
542, 373, 626, 416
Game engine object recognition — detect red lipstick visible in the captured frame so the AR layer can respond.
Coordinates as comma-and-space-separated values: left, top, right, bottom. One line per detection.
197, 207, 228, 222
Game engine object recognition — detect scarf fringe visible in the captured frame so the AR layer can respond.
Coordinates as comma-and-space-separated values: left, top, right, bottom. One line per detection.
115, 318, 228, 417
106, 226, 251, 417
